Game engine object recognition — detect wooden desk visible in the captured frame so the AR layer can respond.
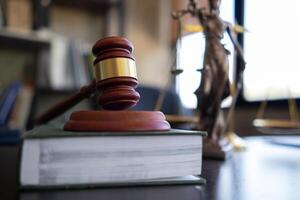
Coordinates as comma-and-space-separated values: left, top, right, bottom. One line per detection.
1, 136, 300, 200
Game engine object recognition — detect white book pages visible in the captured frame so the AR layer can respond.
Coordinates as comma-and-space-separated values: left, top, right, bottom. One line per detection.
21, 135, 202, 186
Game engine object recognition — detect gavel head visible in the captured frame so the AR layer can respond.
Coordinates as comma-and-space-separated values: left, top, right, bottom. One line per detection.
92, 36, 140, 110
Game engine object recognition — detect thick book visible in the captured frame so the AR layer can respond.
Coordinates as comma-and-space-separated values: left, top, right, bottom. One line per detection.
20, 125, 206, 188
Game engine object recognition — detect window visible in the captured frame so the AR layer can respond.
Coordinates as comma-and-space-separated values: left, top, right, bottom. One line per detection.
243, 0, 300, 101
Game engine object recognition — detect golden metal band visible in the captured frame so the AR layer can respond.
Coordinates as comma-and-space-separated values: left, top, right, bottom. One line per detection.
94, 58, 137, 81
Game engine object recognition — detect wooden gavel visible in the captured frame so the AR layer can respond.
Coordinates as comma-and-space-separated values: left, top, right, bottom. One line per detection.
35, 36, 170, 132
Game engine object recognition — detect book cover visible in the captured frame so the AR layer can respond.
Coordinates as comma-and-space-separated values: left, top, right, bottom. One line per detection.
23, 124, 207, 139
21, 175, 206, 190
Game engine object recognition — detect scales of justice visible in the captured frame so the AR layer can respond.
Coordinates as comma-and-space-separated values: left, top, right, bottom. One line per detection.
36, 0, 247, 159
167, 0, 247, 158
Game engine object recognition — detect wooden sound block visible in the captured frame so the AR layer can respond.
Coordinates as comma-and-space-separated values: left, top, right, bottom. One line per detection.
64, 110, 171, 132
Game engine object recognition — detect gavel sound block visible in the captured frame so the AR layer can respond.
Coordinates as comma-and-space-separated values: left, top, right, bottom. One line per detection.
36, 36, 170, 132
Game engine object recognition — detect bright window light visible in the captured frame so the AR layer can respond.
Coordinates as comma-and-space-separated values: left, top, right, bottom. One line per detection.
244, 0, 300, 101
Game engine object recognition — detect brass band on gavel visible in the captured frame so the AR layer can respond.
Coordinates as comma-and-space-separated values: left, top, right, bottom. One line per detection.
94, 57, 137, 81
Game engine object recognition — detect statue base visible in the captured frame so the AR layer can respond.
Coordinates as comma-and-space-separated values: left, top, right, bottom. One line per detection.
226, 131, 247, 151
64, 110, 171, 132
202, 137, 232, 160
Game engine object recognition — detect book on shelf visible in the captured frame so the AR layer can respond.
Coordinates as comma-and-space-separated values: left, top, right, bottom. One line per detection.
0, 81, 21, 127
48, 34, 91, 90
20, 124, 206, 188
6, 0, 32, 33
69, 41, 90, 88
0, 0, 4, 27
0, 81, 32, 145
9, 83, 34, 130
49, 34, 74, 90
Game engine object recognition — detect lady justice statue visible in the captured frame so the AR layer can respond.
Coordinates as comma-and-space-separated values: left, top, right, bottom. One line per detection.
173, 0, 246, 159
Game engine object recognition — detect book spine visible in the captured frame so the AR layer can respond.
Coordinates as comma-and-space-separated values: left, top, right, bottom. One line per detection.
9, 84, 34, 130
0, 81, 21, 127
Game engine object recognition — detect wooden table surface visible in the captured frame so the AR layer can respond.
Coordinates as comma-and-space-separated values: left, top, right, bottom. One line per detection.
1, 136, 300, 200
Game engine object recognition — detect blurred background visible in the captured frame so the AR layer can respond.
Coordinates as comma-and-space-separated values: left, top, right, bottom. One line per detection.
1, 0, 300, 137
0, 0, 177, 132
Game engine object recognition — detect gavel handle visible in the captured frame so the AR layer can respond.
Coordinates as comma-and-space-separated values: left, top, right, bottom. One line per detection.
35, 80, 97, 125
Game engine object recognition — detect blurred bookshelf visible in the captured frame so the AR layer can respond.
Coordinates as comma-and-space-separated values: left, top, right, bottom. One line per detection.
0, 0, 124, 135
0, 30, 50, 49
